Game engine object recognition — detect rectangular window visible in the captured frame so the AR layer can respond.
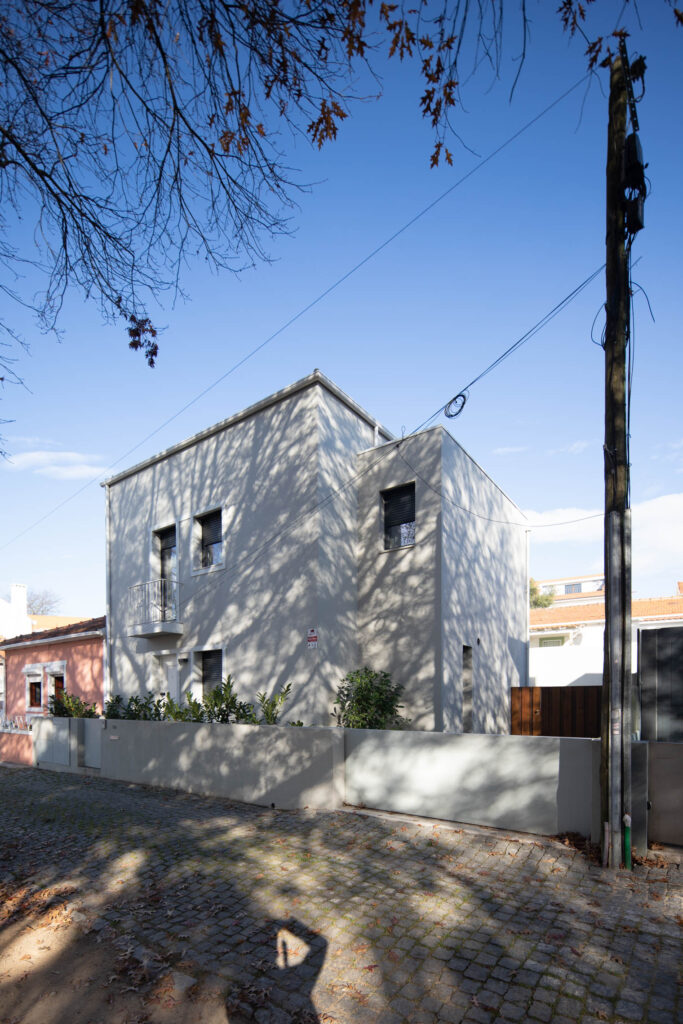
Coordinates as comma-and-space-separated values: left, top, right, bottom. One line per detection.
53, 674, 65, 702
382, 483, 415, 550
29, 680, 42, 707
157, 525, 177, 581
200, 650, 223, 694
197, 510, 222, 568
565, 583, 582, 594
539, 636, 565, 648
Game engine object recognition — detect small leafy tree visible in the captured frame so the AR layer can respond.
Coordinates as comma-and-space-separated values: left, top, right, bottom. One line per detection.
529, 579, 554, 608
48, 691, 99, 718
256, 683, 292, 725
332, 668, 410, 730
161, 693, 192, 721
202, 676, 258, 724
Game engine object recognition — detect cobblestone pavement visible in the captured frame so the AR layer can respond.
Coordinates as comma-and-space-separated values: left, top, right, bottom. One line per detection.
0, 765, 681, 1024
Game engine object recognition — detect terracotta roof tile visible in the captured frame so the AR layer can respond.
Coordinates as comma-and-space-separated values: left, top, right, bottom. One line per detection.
530, 596, 683, 628
0, 615, 106, 648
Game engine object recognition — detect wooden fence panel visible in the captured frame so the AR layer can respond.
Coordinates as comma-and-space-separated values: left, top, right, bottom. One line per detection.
511, 686, 601, 737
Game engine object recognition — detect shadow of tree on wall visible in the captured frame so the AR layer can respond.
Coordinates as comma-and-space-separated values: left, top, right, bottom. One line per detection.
107, 384, 373, 729
1, 766, 679, 1024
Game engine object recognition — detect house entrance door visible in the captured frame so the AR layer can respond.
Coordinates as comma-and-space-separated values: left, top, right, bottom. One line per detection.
159, 654, 180, 703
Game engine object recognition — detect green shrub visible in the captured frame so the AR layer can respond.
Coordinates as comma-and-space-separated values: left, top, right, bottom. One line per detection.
103, 692, 164, 720
48, 691, 99, 718
256, 683, 292, 724
201, 676, 257, 724
332, 667, 410, 730
102, 676, 295, 725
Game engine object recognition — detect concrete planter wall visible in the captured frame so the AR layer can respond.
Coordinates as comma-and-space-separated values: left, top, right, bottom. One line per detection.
27, 719, 681, 847
100, 720, 344, 811
345, 730, 601, 841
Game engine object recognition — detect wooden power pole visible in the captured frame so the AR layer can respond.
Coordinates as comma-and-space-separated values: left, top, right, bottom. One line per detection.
602, 51, 637, 869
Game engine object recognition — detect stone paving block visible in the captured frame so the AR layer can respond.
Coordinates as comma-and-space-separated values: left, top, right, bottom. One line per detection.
1, 767, 681, 1024
614, 999, 646, 1020
463, 1005, 494, 1024
498, 1001, 526, 1021
527, 999, 554, 1022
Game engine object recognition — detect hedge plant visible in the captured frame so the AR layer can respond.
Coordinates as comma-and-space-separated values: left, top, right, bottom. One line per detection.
331, 667, 410, 729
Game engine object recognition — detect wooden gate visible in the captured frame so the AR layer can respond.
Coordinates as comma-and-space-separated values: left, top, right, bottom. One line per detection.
511, 686, 602, 737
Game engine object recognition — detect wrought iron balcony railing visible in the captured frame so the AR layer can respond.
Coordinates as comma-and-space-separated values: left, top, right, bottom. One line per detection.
128, 579, 182, 636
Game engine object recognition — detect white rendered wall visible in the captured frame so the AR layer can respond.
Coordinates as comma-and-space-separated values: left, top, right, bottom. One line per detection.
106, 381, 377, 725
356, 431, 442, 730
356, 427, 526, 733
345, 729, 600, 839
529, 624, 605, 688
440, 431, 527, 733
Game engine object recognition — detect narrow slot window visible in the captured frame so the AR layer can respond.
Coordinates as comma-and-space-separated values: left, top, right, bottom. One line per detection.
462, 646, 473, 734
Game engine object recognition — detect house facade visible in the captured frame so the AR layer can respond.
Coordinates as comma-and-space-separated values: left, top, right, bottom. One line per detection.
0, 616, 106, 725
103, 371, 527, 731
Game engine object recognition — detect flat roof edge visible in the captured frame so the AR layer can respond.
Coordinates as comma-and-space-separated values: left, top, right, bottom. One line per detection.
102, 370, 393, 487
357, 425, 526, 520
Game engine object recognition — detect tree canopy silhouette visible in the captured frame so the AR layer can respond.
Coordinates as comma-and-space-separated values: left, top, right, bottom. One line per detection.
0, 0, 674, 373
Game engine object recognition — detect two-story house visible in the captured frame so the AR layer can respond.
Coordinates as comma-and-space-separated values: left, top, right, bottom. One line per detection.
103, 371, 527, 731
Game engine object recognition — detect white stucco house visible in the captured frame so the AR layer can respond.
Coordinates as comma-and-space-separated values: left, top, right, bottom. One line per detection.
103, 371, 527, 732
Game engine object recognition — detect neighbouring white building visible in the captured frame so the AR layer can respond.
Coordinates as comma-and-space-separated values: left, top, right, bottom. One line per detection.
537, 573, 605, 606
103, 371, 528, 732
0, 585, 32, 644
529, 581, 683, 688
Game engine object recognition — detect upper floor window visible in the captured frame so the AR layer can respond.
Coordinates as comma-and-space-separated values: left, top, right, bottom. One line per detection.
382, 483, 415, 550
196, 509, 222, 569
565, 583, 582, 594
156, 525, 177, 581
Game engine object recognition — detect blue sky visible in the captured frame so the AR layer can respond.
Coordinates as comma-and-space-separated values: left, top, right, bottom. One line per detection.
1, 1, 681, 615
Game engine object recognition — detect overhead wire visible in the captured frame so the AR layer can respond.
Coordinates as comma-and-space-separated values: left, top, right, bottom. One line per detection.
412, 263, 606, 433
1, 71, 592, 556
178, 258, 609, 619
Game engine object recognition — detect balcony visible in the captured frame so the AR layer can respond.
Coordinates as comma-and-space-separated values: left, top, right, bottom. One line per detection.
128, 579, 183, 638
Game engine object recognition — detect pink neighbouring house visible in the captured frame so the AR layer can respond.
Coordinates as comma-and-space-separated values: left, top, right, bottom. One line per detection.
0, 616, 105, 765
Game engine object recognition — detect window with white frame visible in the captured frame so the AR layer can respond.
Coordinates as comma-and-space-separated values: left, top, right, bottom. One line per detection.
195, 509, 223, 570
28, 675, 42, 708
24, 661, 67, 713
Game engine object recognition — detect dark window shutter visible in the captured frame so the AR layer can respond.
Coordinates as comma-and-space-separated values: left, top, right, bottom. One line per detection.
383, 484, 415, 528
158, 526, 176, 551
201, 510, 222, 546
201, 650, 223, 687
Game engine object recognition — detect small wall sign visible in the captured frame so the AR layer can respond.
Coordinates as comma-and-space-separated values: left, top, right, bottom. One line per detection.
307, 627, 318, 649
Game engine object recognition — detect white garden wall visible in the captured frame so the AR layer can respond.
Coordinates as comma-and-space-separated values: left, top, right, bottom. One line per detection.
100, 720, 344, 810
345, 730, 601, 840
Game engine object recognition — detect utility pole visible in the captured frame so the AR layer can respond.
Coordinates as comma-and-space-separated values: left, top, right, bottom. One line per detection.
601, 43, 645, 869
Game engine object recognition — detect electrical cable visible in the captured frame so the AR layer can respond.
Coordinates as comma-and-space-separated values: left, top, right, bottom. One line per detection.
0, 72, 592, 556
394, 447, 603, 530
412, 263, 605, 433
